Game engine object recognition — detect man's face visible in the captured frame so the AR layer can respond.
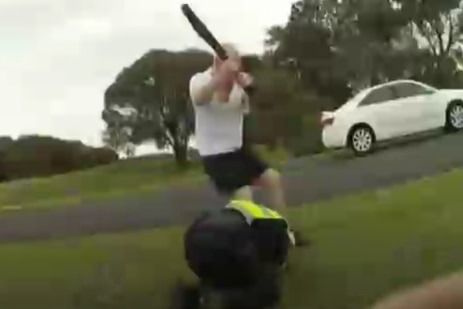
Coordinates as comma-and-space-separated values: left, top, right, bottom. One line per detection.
214, 54, 242, 71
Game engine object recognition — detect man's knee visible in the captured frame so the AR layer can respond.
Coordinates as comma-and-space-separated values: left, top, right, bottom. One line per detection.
255, 168, 283, 189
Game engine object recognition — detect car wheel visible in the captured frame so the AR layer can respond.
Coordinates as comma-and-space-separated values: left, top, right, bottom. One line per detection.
348, 125, 375, 156
446, 101, 463, 131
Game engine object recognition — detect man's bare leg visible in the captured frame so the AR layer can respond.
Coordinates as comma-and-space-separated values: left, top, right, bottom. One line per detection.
253, 168, 287, 216
254, 168, 308, 247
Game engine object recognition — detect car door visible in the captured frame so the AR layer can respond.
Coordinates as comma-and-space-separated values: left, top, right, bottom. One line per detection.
356, 85, 406, 140
390, 82, 439, 134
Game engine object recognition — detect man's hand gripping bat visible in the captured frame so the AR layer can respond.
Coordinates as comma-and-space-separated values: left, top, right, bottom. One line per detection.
181, 4, 255, 95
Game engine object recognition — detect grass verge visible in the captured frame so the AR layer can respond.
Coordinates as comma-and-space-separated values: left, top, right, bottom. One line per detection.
0, 156, 204, 211
0, 168, 463, 308
0, 146, 290, 211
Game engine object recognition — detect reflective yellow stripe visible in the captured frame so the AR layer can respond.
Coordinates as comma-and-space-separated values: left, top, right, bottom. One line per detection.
231, 200, 265, 218
267, 208, 282, 219
230, 200, 284, 220
229, 201, 264, 219
227, 200, 291, 240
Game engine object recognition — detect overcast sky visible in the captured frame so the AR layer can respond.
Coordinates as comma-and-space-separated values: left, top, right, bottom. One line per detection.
0, 0, 292, 155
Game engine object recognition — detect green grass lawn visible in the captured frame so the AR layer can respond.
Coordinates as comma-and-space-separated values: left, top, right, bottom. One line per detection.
0, 168, 463, 308
0, 155, 204, 210
0, 146, 289, 211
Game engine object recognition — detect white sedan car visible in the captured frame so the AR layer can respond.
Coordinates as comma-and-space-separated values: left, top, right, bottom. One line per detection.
321, 79, 463, 155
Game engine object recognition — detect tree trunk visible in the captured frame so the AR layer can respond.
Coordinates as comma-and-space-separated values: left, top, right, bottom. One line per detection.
173, 140, 189, 169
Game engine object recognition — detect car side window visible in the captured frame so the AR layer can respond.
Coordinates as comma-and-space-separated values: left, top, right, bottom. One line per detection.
394, 83, 432, 98
359, 86, 395, 106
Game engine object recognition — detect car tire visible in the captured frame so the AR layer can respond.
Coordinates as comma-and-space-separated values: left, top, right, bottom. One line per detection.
445, 101, 463, 132
348, 125, 376, 156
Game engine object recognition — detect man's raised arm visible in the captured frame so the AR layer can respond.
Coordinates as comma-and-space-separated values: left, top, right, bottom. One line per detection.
189, 72, 219, 106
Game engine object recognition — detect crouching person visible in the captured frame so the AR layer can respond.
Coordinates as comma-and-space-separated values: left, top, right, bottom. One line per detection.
171, 200, 291, 309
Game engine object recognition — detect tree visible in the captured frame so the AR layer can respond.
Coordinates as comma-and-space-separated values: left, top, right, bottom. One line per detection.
102, 49, 211, 167
0, 136, 13, 181
267, 0, 463, 97
0, 136, 13, 151
395, 0, 463, 87
246, 61, 326, 155
102, 126, 135, 158
266, 0, 354, 105
0, 135, 118, 181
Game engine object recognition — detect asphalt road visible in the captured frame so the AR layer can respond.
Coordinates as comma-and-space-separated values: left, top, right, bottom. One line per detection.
0, 131, 462, 242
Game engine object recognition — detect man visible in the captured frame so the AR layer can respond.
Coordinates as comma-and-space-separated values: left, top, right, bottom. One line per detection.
188, 43, 306, 246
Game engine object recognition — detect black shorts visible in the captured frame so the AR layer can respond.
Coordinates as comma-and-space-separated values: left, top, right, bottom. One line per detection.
202, 147, 269, 195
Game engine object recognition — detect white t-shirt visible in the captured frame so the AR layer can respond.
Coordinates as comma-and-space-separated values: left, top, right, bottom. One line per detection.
189, 69, 250, 156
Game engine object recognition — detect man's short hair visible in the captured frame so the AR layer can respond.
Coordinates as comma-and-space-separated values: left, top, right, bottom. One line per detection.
223, 43, 240, 57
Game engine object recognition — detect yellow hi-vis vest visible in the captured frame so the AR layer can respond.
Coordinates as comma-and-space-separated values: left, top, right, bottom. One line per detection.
225, 200, 288, 226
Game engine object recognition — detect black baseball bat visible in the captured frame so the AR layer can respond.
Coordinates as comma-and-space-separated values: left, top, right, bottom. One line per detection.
181, 4, 228, 60
181, 4, 255, 95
